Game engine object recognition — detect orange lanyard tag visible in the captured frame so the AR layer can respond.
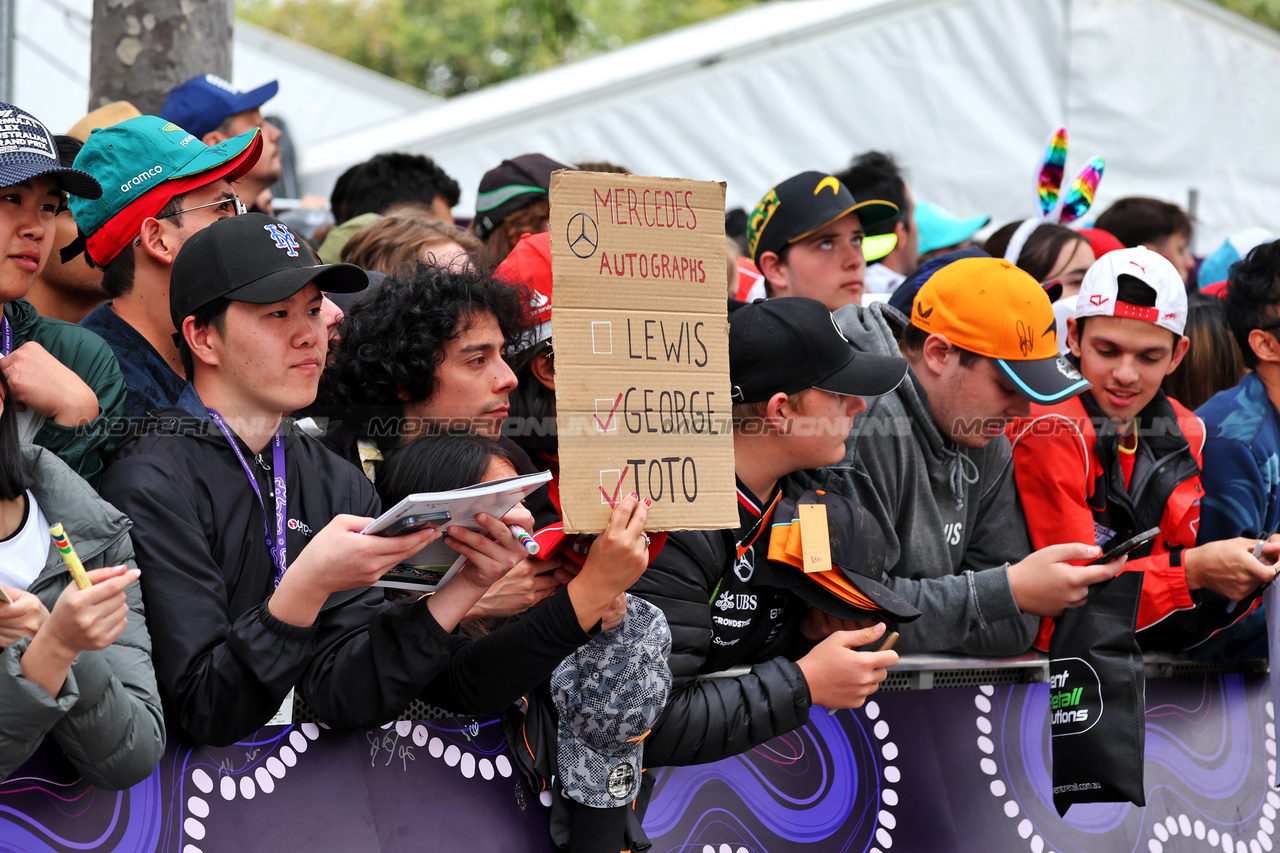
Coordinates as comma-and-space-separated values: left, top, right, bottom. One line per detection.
798, 503, 833, 574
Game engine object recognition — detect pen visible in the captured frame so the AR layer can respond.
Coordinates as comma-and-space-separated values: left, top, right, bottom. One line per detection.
1252, 529, 1274, 561
49, 523, 93, 590
509, 524, 540, 556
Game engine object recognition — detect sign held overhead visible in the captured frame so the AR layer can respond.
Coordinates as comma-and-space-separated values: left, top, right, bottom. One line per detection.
550, 170, 736, 534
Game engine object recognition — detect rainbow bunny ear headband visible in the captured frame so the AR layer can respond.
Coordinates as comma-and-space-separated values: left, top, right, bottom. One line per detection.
1003, 127, 1105, 267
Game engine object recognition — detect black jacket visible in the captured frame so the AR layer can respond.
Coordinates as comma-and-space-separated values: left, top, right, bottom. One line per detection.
100, 409, 591, 746
629, 478, 810, 767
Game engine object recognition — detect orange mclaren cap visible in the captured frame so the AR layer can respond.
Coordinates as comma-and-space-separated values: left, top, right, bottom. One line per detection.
910, 256, 1091, 404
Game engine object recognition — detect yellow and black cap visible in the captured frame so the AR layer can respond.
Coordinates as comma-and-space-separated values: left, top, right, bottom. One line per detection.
746, 171, 899, 267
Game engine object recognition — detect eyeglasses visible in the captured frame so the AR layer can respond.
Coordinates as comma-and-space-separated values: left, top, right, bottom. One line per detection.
156, 195, 246, 220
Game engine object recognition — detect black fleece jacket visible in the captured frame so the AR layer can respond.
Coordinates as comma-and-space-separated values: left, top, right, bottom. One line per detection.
100, 409, 591, 746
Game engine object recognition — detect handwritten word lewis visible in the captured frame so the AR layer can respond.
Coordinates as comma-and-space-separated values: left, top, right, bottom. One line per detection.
627, 319, 709, 366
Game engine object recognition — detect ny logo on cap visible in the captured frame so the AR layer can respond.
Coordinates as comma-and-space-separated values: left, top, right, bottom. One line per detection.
264, 224, 300, 258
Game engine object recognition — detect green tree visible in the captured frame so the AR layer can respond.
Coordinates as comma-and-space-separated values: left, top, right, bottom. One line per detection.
236, 0, 762, 97
1210, 0, 1280, 29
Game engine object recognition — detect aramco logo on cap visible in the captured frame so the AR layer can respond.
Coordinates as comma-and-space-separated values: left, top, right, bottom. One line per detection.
264, 223, 300, 258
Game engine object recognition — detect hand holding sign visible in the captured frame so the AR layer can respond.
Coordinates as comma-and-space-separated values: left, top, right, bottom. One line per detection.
550, 170, 736, 533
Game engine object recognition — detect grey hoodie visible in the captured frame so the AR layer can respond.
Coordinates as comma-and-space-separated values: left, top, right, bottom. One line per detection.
801, 301, 1037, 656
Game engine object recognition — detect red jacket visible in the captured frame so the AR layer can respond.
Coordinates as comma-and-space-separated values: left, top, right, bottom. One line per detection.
1007, 390, 1248, 651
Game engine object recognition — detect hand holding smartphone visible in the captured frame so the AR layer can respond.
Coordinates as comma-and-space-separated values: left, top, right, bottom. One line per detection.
1088, 527, 1161, 566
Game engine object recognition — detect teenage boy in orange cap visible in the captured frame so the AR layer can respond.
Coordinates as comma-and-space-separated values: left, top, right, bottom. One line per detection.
73, 116, 262, 419
745, 170, 899, 310
1009, 247, 1277, 650
813, 256, 1122, 657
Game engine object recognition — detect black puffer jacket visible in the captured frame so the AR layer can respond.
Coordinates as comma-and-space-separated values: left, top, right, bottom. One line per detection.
629, 477, 810, 767
101, 408, 591, 746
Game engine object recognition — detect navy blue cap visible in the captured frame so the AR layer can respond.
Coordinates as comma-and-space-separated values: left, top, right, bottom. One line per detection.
886, 247, 990, 317
158, 75, 279, 138
0, 103, 101, 199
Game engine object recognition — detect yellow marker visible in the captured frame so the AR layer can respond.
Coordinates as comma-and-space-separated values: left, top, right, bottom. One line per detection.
49, 523, 92, 590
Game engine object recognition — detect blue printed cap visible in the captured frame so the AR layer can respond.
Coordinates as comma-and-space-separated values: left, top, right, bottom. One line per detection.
158, 74, 279, 139
0, 103, 101, 199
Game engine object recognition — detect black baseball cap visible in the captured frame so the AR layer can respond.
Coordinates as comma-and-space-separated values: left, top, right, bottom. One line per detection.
746, 171, 898, 267
473, 153, 573, 240
170, 213, 368, 328
728, 297, 907, 403
754, 490, 920, 624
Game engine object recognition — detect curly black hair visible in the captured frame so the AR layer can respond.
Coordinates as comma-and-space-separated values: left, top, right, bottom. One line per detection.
338, 152, 462, 221
1225, 240, 1280, 370
318, 261, 531, 448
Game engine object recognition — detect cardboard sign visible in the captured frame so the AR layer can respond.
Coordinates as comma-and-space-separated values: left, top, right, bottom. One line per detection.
549, 170, 736, 533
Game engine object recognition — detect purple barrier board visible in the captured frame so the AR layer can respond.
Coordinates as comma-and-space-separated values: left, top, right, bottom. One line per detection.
1, 674, 1273, 853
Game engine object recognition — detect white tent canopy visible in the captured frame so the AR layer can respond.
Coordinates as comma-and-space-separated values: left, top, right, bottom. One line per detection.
300, 0, 1280, 252
14, 1, 438, 153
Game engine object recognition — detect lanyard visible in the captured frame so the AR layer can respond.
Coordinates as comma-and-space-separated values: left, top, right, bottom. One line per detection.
207, 409, 288, 586
736, 492, 782, 561
1, 313, 11, 356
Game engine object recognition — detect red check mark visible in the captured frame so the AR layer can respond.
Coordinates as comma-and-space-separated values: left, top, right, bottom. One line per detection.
599, 466, 629, 508
594, 393, 623, 433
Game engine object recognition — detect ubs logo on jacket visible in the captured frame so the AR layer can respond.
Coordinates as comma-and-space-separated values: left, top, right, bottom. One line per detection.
715, 591, 757, 612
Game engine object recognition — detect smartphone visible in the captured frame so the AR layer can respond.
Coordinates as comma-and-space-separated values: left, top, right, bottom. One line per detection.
378, 511, 452, 537
878, 630, 899, 652
1088, 527, 1161, 565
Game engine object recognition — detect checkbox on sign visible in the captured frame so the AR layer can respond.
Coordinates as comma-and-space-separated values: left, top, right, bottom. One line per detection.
591, 321, 612, 355
594, 395, 621, 433
599, 469, 625, 505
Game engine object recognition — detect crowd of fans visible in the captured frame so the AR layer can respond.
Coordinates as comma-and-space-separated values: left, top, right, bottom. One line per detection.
1, 70, 1279, 852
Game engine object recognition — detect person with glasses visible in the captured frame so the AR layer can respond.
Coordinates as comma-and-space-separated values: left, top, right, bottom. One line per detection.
745, 170, 899, 311
1009, 247, 1277, 654
1191, 241, 1280, 661
0, 103, 124, 487
159, 75, 284, 216
73, 116, 262, 421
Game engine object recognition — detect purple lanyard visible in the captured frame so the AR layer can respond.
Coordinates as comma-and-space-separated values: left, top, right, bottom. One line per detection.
1, 313, 11, 356
207, 409, 289, 586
